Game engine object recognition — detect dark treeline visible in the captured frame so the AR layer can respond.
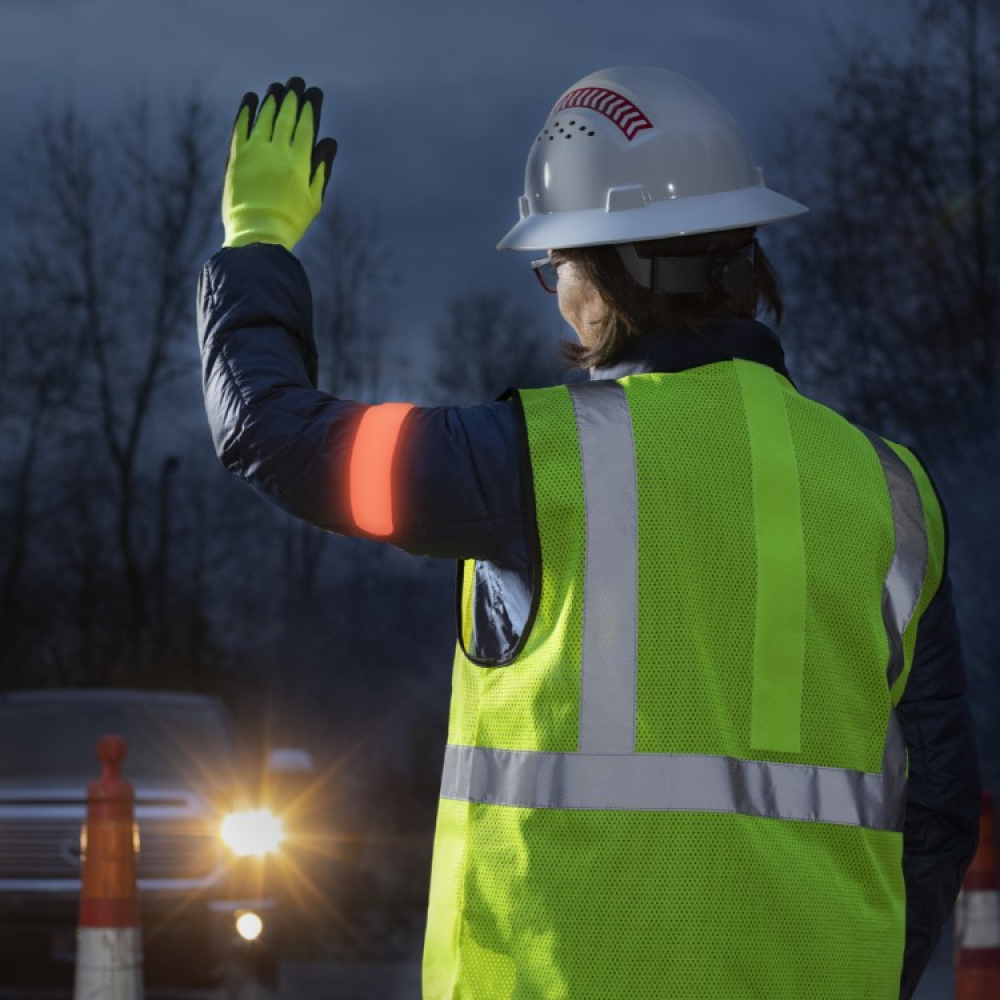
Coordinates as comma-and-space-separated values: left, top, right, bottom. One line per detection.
0, 97, 562, 955
1, 0, 997, 956
0, 104, 561, 696
772, 0, 1000, 788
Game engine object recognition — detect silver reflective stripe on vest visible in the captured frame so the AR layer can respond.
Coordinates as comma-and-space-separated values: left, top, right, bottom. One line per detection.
862, 430, 928, 834
880, 709, 908, 832
442, 389, 929, 833
860, 430, 930, 688
441, 744, 902, 830
568, 382, 639, 755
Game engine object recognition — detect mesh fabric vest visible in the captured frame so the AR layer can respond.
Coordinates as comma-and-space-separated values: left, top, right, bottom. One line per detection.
424, 360, 945, 1000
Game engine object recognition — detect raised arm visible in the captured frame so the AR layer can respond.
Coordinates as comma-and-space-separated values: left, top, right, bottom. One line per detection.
199, 79, 529, 562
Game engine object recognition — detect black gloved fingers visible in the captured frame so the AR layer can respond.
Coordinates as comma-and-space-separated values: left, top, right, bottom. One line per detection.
311, 138, 338, 194
273, 78, 308, 144
257, 81, 286, 138
300, 86, 324, 139
278, 77, 306, 129
234, 91, 259, 140
233, 77, 333, 172
264, 80, 286, 105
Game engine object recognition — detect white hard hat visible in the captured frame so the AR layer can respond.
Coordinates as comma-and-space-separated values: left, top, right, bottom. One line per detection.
497, 67, 807, 252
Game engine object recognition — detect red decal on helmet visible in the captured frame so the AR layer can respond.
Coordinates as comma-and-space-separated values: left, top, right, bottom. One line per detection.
349, 402, 415, 537
553, 87, 653, 141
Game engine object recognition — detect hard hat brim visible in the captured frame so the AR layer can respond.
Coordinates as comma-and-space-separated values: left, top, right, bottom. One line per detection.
496, 186, 808, 252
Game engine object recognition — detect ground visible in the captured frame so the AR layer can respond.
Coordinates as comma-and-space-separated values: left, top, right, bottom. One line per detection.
0, 922, 957, 999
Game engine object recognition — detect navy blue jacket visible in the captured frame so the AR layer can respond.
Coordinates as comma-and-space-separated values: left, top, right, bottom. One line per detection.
198, 243, 981, 997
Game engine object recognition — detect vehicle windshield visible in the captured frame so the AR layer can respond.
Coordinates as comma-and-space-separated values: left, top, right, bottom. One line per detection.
0, 697, 240, 785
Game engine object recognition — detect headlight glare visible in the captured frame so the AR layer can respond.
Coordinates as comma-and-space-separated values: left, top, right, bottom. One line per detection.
235, 910, 264, 941
220, 809, 283, 856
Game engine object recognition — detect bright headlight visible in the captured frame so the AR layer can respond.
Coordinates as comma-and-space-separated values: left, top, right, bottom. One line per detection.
220, 809, 283, 857
235, 910, 264, 942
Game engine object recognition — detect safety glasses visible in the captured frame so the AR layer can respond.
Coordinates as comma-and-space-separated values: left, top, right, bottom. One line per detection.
531, 254, 560, 294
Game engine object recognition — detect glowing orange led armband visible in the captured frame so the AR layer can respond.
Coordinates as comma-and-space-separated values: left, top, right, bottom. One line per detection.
348, 402, 415, 537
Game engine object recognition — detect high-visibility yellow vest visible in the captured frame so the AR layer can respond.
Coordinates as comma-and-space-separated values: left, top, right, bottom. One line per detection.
424, 360, 945, 1000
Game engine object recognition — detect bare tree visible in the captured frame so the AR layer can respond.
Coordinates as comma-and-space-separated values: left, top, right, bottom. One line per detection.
1, 97, 219, 682
776, 0, 1000, 444
0, 295, 78, 636
308, 202, 397, 402
431, 291, 563, 405
772, 0, 1000, 775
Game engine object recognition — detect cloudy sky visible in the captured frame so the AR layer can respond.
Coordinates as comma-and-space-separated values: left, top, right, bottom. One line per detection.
2, 0, 913, 350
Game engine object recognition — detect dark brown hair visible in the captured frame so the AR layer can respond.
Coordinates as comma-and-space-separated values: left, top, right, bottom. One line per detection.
557, 227, 782, 369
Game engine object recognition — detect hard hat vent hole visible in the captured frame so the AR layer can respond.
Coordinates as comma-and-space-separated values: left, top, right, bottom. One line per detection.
537, 121, 595, 140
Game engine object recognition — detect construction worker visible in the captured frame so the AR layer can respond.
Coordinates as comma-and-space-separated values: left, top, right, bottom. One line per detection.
199, 70, 982, 999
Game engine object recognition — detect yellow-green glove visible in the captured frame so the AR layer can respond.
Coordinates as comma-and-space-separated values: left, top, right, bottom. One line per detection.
222, 76, 338, 251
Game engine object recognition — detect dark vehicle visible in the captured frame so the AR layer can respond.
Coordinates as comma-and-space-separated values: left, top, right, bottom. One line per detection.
0, 689, 291, 987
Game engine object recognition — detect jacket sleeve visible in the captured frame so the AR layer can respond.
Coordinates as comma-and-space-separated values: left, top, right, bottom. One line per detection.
897, 573, 982, 999
197, 243, 528, 561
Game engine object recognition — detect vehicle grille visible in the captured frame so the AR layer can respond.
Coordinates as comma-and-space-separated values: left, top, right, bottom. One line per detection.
0, 821, 82, 879
138, 825, 222, 881
0, 819, 221, 882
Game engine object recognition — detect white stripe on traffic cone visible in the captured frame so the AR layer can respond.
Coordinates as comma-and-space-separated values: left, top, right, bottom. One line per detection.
73, 734, 144, 1000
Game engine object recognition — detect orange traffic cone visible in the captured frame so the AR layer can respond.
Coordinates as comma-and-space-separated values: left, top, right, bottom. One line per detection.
955, 789, 1000, 999
73, 734, 144, 1000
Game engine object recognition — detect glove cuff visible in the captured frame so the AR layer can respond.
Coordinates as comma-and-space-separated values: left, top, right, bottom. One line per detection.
223, 210, 303, 252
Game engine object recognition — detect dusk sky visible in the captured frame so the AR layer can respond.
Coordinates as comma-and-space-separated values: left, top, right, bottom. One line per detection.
2, 0, 913, 356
